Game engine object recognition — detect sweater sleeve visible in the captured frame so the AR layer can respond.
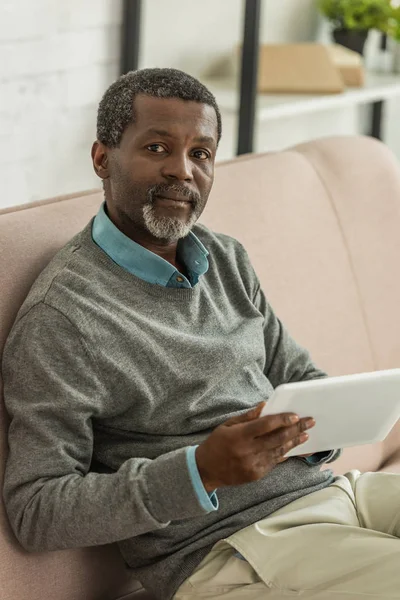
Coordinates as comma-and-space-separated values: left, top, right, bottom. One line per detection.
254, 285, 342, 466
253, 284, 327, 386
252, 282, 342, 466
2, 302, 208, 553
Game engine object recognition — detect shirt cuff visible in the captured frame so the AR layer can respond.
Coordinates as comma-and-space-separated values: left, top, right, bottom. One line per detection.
304, 450, 335, 466
186, 446, 219, 513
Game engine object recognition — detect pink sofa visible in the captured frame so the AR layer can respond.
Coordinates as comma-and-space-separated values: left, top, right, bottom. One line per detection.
1, 136, 399, 599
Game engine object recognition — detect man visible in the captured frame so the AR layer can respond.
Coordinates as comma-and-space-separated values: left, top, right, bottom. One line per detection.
2, 68, 400, 600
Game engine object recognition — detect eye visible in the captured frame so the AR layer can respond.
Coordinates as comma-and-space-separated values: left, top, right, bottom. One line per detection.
147, 144, 166, 153
191, 149, 210, 160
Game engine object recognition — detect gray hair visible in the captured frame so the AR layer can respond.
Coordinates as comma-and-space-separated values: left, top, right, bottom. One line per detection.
96, 67, 222, 148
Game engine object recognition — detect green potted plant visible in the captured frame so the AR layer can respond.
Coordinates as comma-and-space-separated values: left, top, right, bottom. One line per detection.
317, 0, 393, 55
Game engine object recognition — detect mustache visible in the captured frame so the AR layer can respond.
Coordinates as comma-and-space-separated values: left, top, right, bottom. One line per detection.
147, 183, 201, 205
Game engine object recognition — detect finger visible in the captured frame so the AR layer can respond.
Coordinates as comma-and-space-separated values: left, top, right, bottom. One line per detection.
245, 413, 314, 439
224, 402, 266, 427
273, 433, 309, 461
254, 421, 313, 452
263, 416, 315, 441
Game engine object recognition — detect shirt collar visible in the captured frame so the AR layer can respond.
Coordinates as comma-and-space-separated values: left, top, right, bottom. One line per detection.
91, 202, 209, 288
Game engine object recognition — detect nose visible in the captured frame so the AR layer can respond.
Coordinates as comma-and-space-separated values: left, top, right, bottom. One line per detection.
161, 152, 193, 183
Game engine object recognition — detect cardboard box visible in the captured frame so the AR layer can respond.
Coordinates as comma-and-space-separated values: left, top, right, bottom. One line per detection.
326, 44, 365, 87
257, 44, 345, 94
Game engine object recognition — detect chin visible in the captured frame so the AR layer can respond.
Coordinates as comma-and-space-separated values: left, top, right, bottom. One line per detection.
147, 222, 194, 242
143, 205, 198, 241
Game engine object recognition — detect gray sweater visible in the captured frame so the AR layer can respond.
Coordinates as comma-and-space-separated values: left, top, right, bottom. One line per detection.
2, 220, 336, 600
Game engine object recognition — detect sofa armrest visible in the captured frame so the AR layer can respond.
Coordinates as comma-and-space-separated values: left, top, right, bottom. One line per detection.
379, 420, 400, 473
327, 419, 400, 476
378, 455, 400, 473
380, 419, 400, 465
326, 441, 384, 476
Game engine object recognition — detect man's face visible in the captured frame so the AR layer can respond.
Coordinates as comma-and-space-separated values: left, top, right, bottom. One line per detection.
94, 95, 218, 243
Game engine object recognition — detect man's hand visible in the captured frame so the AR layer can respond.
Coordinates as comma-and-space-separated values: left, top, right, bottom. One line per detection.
196, 401, 315, 492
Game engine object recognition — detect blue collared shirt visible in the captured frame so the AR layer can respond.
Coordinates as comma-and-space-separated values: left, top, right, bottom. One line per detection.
92, 202, 331, 520
92, 202, 209, 289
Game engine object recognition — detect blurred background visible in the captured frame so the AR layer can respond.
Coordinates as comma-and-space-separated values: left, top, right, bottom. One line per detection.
1, 0, 400, 209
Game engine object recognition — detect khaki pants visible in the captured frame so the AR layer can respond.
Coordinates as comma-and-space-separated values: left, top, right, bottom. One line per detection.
174, 471, 400, 599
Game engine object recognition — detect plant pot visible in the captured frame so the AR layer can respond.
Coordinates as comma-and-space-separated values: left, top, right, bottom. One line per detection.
333, 29, 369, 56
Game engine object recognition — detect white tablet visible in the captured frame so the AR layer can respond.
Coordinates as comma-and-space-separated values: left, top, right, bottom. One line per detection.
259, 369, 400, 458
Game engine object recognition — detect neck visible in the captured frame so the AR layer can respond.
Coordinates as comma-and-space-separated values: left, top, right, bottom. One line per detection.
138, 238, 180, 266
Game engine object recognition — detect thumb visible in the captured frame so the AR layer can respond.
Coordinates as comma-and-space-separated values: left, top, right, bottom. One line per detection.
224, 401, 266, 427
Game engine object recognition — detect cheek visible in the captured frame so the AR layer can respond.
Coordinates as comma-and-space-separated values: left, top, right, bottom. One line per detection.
111, 165, 148, 204
200, 172, 214, 199
115, 154, 150, 184
131, 155, 160, 177
115, 158, 155, 193
196, 164, 214, 190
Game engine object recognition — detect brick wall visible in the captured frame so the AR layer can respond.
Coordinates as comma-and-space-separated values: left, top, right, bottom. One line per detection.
0, 0, 122, 209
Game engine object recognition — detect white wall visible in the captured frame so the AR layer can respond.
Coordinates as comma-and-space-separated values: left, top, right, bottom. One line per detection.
262, 0, 319, 43
140, 0, 319, 77
1, 0, 399, 208
141, 0, 243, 79
0, 0, 122, 209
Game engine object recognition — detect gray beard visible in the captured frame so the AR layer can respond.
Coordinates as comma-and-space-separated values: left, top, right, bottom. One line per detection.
142, 202, 201, 242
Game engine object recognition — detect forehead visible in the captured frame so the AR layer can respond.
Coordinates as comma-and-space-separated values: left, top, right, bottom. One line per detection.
125, 94, 218, 144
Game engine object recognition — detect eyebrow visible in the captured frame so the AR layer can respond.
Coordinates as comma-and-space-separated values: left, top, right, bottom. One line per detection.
142, 128, 216, 146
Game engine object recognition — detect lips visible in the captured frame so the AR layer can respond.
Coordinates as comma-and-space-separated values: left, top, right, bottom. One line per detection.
156, 195, 191, 203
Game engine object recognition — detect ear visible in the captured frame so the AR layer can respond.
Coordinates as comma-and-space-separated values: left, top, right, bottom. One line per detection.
91, 141, 110, 180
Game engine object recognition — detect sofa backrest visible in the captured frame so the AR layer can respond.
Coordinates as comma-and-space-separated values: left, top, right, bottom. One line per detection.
201, 135, 400, 376
1, 135, 400, 599
0, 193, 146, 599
